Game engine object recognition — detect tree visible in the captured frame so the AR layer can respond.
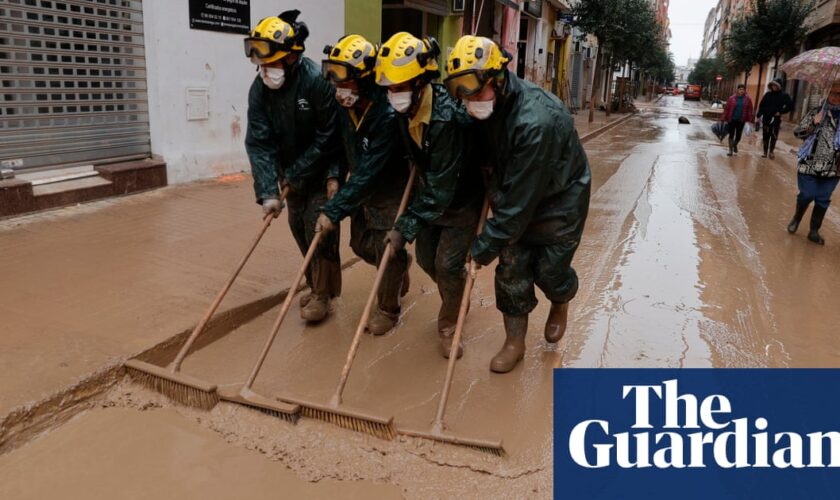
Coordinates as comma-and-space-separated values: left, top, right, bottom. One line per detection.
571, 0, 621, 122
572, 0, 661, 118
725, 0, 814, 102
752, 0, 814, 77
689, 56, 727, 87
724, 13, 765, 85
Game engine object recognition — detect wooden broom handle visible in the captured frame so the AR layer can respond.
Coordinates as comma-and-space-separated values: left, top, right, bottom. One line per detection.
171, 186, 290, 372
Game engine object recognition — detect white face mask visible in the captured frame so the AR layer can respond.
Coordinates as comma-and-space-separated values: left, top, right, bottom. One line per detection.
466, 99, 495, 120
261, 66, 285, 89
335, 87, 359, 108
388, 90, 413, 114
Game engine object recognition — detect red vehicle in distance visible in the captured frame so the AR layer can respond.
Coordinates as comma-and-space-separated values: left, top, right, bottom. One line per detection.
684, 84, 702, 101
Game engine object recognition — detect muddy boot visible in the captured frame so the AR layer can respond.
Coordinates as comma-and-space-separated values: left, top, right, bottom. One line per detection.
490, 314, 527, 373
787, 200, 809, 234
808, 205, 827, 245
400, 254, 413, 297
367, 307, 399, 336
437, 311, 463, 359
544, 302, 569, 343
301, 295, 329, 322
299, 293, 312, 308
727, 138, 734, 156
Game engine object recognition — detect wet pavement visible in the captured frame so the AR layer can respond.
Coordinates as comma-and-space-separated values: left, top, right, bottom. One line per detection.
3, 95, 839, 499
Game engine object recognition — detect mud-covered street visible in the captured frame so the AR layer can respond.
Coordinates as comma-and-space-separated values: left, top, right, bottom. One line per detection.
2, 96, 839, 499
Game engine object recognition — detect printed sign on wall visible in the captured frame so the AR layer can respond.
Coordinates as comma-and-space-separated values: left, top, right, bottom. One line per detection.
189, 0, 250, 35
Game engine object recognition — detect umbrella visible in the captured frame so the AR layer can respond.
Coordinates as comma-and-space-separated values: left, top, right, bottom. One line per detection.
780, 46, 840, 89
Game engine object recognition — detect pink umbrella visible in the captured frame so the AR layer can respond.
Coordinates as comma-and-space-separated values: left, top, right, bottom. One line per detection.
780, 46, 840, 89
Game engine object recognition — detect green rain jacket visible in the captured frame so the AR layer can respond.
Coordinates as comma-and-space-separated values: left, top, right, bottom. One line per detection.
245, 57, 340, 203
471, 71, 591, 265
323, 86, 410, 227
393, 84, 483, 242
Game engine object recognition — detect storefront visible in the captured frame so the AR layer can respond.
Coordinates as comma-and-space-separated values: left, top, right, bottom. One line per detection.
1, 0, 150, 172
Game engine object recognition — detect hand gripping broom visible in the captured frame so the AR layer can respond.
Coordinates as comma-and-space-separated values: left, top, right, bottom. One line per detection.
397, 198, 505, 456
125, 187, 290, 409
277, 167, 417, 440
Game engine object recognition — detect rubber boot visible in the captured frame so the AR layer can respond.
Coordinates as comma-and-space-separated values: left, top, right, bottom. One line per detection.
367, 307, 399, 336
490, 314, 527, 374
727, 137, 734, 156
400, 253, 413, 297
544, 302, 569, 343
808, 205, 827, 245
787, 200, 809, 234
300, 258, 333, 322
301, 295, 329, 322
733, 141, 738, 154
437, 303, 464, 359
299, 293, 312, 308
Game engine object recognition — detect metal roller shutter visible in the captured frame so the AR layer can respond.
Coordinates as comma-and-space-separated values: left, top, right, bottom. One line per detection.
0, 0, 150, 172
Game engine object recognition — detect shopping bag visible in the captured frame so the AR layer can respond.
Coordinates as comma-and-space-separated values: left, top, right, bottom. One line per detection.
744, 122, 754, 138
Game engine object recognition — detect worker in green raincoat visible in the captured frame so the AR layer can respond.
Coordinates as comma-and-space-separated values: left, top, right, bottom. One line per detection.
244, 11, 342, 323
445, 36, 591, 373
315, 34, 412, 335
376, 32, 484, 359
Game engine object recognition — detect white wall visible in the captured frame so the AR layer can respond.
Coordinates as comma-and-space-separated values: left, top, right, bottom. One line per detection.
142, 1, 345, 184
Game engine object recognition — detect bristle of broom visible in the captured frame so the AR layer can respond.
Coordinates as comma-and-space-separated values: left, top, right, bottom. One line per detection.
241, 402, 300, 424
300, 406, 396, 440
472, 444, 505, 457
127, 367, 219, 410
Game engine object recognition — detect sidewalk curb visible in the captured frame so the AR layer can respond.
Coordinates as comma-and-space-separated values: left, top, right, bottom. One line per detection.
580, 112, 635, 144
0, 256, 361, 455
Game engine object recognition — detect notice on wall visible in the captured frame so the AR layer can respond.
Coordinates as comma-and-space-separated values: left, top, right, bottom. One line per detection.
189, 0, 250, 35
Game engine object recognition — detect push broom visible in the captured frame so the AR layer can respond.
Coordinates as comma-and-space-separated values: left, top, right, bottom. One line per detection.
397, 198, 505, 456
125, 187, 290, 410
214, 228, 328, 422
278, 168, 417, 440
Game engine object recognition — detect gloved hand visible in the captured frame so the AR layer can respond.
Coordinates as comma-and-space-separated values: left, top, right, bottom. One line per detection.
262, 198, 284, 218
326, 178, 339, 200
315, 213, 335, 234
384, 229, 406, 252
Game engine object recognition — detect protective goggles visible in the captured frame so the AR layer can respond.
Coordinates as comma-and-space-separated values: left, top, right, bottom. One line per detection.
243, 37, 293, 60
444, 70, 490, 99
321, 60, 357, 83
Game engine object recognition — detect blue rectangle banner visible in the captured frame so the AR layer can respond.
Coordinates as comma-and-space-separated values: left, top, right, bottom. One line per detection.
554, 369, 840, 499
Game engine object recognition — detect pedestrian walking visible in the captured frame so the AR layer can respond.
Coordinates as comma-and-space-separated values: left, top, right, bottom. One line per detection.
787, 82, 840, 245
375, 32, 484, 359
244, 11, 343, 322
316, 34, 412, 335
757, 78, 793, 159
721, 84, 755, 156
444, 36, 591, 373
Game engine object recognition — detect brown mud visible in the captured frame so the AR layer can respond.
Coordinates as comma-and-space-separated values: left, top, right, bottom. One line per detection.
4, 96, 840, 498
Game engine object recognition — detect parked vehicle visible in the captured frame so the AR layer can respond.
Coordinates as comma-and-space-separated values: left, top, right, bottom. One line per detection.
684, 84, 702, 101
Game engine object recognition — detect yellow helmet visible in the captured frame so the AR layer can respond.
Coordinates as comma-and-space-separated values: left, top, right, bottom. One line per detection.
375, 32, 440, 86
444, 36, 510, 98
243, 10, 308, 65
322, 34, 377, 83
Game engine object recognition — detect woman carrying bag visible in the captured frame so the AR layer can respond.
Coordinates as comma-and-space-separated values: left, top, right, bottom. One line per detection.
787, 82, 840, 245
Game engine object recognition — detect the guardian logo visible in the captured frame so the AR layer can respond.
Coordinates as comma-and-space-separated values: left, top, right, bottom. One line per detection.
568, 379, 840, 469
555, 369, 840, 499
